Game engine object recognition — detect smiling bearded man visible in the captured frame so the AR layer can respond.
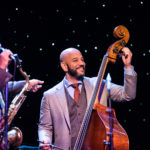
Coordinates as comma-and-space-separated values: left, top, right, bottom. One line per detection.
38, 47, 137, 150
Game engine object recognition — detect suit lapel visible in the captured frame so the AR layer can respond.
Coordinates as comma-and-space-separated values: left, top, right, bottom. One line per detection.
83, 78, 94, 106
55, 81, 71, 130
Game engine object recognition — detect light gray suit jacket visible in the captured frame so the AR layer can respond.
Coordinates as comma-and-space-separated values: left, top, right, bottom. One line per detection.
38, 74, 137, 150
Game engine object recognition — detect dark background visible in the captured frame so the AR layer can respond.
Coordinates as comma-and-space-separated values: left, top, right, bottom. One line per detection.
0, 0, 149, 149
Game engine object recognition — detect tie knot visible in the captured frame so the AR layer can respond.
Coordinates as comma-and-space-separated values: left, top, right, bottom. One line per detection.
71, 83, 79, 88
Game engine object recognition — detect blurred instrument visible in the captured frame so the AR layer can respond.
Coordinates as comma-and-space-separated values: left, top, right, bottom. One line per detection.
0, 53, 30, 149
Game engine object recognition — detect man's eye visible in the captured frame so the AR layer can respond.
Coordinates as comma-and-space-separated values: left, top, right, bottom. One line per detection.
73, 59, 77, 62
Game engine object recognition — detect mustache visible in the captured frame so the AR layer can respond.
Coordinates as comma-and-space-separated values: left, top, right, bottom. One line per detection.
76, 65, 85, 70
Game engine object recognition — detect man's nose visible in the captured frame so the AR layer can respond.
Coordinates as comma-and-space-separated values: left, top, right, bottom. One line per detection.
79, 60, 85, 66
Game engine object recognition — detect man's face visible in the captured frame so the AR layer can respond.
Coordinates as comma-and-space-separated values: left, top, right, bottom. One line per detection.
64, 51, 86, 79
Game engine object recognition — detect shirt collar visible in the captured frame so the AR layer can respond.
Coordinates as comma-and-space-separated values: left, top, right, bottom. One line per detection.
63, 76, 83, 88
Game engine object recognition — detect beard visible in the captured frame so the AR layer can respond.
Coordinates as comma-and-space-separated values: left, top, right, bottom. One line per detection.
67, 64, 85, 80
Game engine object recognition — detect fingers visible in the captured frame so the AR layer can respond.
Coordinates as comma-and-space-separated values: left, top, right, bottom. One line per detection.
29, 79, 44, 86
37, 80, 44, 83
39, 142, 51, 150
30, 79, 44, 85
40, 145, 51, 150
31, 85, 42, 92
122, 47, 132, 58
37, 80, 44, 85
121, 47, 132, 69
29, 79, 44, 92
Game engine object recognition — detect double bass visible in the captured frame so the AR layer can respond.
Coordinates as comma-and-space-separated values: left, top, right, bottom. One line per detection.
73, 25, 130, 150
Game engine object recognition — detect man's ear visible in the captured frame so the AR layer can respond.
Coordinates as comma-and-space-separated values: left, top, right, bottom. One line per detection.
60, 62, 68, 72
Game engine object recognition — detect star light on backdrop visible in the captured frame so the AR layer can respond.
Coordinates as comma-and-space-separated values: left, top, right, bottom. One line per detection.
0, 0, 149, 149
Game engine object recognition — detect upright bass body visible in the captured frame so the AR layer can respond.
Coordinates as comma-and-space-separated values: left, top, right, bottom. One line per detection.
82, 104, 129, 150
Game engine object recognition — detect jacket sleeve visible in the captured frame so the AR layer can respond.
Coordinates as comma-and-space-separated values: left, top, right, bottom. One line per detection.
110, 72, 137, 101
0, 69, 25, 94
0, 68, 12, 90
8, 80, 26, 94
38, 92, 53, 143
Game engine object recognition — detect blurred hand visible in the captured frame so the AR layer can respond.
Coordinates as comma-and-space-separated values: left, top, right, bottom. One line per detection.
39, 141, 51, 150
29, 79, 44, 92
122, 47, 132, 69
0, 45, 13, 70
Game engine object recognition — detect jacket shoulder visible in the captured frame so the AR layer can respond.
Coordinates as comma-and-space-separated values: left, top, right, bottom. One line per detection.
43, 81, 63, 96
84, 76, 106, 85
84, 76, 97, 86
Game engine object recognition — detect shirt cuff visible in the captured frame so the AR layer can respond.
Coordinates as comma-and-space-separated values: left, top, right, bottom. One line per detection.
124, 65, 137, 76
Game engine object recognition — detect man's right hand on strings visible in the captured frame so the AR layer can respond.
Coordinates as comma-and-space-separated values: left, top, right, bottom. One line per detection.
39, 141, 51, 150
